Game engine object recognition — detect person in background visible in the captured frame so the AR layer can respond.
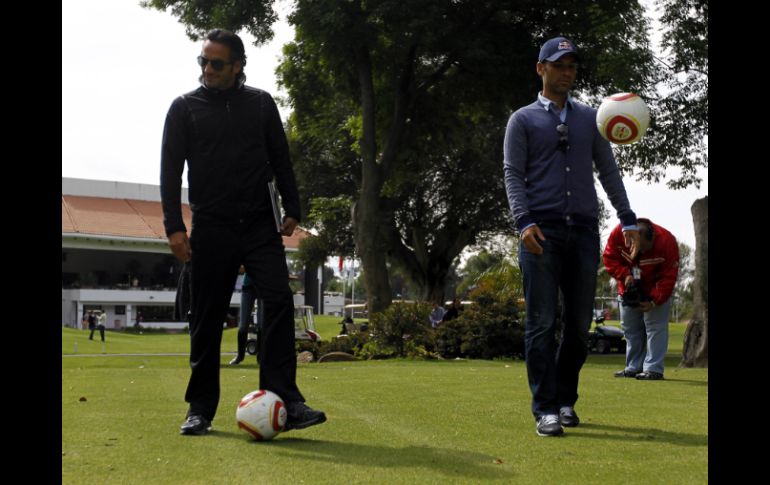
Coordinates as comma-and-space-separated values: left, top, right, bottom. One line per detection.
441, 298, 460, 324
87, 311, 97, 340
96, 310, 107, 342
429, 302, 446, 328
230, 269, 261, 365
603, 218, 679, 381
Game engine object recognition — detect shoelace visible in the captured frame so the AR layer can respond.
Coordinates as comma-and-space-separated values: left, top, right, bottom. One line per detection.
540, 415, 560, 426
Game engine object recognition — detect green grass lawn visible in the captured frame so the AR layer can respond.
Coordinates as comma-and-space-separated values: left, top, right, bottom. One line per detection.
313, 314, 345, 340
62, 323, 706, 484
63, 314, 355, 356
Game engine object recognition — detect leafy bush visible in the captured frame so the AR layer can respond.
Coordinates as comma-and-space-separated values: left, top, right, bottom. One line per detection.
433, 318, 466, 358
316, 332, 371, 357
368, 302, 434, 358
295, 340, 321, 359
435, 280, 524, 360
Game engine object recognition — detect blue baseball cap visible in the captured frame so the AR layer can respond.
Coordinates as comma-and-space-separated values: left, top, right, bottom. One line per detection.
538, 36, 579, 62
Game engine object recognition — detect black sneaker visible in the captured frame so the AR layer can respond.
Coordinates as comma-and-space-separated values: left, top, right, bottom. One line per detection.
180, 415, 212, 435
229, 355, 244, 365
614, 369, 640, 378
536, 414, 564, 437
284, 402, 327, 431
559, 406, 580, 427
636, 371, 664, 380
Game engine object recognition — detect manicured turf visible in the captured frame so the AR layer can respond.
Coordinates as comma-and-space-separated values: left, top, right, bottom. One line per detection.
62, 323, 706, 484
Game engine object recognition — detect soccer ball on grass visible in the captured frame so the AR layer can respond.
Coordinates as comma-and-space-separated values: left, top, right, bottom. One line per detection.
235, 389, 287, 441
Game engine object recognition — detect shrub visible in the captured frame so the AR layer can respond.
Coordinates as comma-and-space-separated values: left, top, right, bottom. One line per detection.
316, 332, 371, 357
368, 302, 434, 358
435, 285, 524, 360
434, 318, 466, 358
295, 340, 321, 359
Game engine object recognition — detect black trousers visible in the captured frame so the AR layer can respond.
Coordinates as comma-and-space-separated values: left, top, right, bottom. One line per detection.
184, 212, 303, 422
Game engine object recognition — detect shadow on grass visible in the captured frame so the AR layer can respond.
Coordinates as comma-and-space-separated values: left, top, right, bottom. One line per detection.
662, 378, 708, 387
251, 437, 515, 480
573, 422, 707, 447
586, 355, 684, 367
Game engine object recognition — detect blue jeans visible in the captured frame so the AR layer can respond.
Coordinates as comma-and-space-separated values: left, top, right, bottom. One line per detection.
518, 222, 599, 419
239, 285, 261, 333
620, 299, 671, 374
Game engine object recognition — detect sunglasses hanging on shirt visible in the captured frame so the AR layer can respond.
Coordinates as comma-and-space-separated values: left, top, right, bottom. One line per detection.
556, 123, 569, 152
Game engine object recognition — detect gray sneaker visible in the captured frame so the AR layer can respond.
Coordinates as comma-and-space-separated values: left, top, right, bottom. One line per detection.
636, 371, 664, 380
559, 406, 580, 427
536, 414, 564, 437
614, 369, 640, 378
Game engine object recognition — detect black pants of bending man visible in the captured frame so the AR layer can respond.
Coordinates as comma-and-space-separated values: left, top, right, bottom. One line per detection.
89, 325, 105, 342
181, 210, 325, 434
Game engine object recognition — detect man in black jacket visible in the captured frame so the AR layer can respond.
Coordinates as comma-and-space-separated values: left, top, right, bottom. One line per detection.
160, 28, 326, 435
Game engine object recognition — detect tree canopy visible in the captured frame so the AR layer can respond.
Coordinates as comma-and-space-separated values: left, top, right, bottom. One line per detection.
143, 0, 706, 312
614, 0, 708, 189
279, 0, 657, 310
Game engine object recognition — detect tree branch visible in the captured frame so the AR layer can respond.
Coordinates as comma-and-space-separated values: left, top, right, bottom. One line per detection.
380, 44, 417, 176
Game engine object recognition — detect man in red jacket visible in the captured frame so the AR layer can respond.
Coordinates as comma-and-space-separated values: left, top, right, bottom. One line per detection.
603, 218, 679, 380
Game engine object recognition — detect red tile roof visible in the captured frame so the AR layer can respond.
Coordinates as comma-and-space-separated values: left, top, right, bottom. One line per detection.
61, 195, 309, 250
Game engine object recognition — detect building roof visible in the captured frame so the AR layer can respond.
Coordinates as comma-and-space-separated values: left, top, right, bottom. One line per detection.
61, 194, 309, 250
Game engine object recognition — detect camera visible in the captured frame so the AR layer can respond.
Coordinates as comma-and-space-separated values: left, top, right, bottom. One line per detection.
621, 282, 646, 307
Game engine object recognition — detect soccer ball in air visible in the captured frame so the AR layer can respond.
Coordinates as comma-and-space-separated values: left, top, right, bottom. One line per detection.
596, 93, 650, 145
235, 389, 287, 441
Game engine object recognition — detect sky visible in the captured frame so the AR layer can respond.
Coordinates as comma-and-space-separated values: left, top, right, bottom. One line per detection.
62, 0, 707, 249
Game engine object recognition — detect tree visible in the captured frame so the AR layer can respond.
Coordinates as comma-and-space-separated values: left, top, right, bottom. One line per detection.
651, 0, 708, 366
457, 249, 508, 297
142, 0, 696, 316
611, 0, 707, 189
140, 0, 278, 43
281, 0, 656, 312
681, 196, 707, 367
672, 241, 695, 322
295, 196, 356, 264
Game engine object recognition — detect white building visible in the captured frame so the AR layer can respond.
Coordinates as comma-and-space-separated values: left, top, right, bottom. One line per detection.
323, 292, 345, 316
61, 177, 315, 330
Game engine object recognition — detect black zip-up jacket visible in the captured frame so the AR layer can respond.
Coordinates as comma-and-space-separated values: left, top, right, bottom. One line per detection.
160, 84, 301, 236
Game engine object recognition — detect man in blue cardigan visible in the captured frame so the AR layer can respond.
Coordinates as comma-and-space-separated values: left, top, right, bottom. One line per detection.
503, 36, 641, 436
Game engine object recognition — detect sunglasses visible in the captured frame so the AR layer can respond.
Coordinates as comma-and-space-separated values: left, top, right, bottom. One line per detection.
556, 123, 569, 152
197, 55, 233, 71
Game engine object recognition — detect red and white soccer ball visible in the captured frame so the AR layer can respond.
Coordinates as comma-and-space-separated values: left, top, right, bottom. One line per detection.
235, 389, 287, 441
596, 93, 650, 145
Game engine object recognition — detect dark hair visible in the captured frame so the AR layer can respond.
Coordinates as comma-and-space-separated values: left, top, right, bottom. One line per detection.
205, 28, 247, 83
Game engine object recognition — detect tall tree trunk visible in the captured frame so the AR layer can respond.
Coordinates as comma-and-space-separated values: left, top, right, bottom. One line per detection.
354, 45, 392, 314
354, 196, 392, 314
681, 196, 708, 367
422, 271, 449, 304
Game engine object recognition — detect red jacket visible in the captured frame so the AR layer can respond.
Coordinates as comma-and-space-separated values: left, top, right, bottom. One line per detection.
602, 219, 680, 305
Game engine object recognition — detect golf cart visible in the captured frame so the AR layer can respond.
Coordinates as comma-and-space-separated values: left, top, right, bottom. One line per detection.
587, 310, 626, 354
245, 304, 321, 356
